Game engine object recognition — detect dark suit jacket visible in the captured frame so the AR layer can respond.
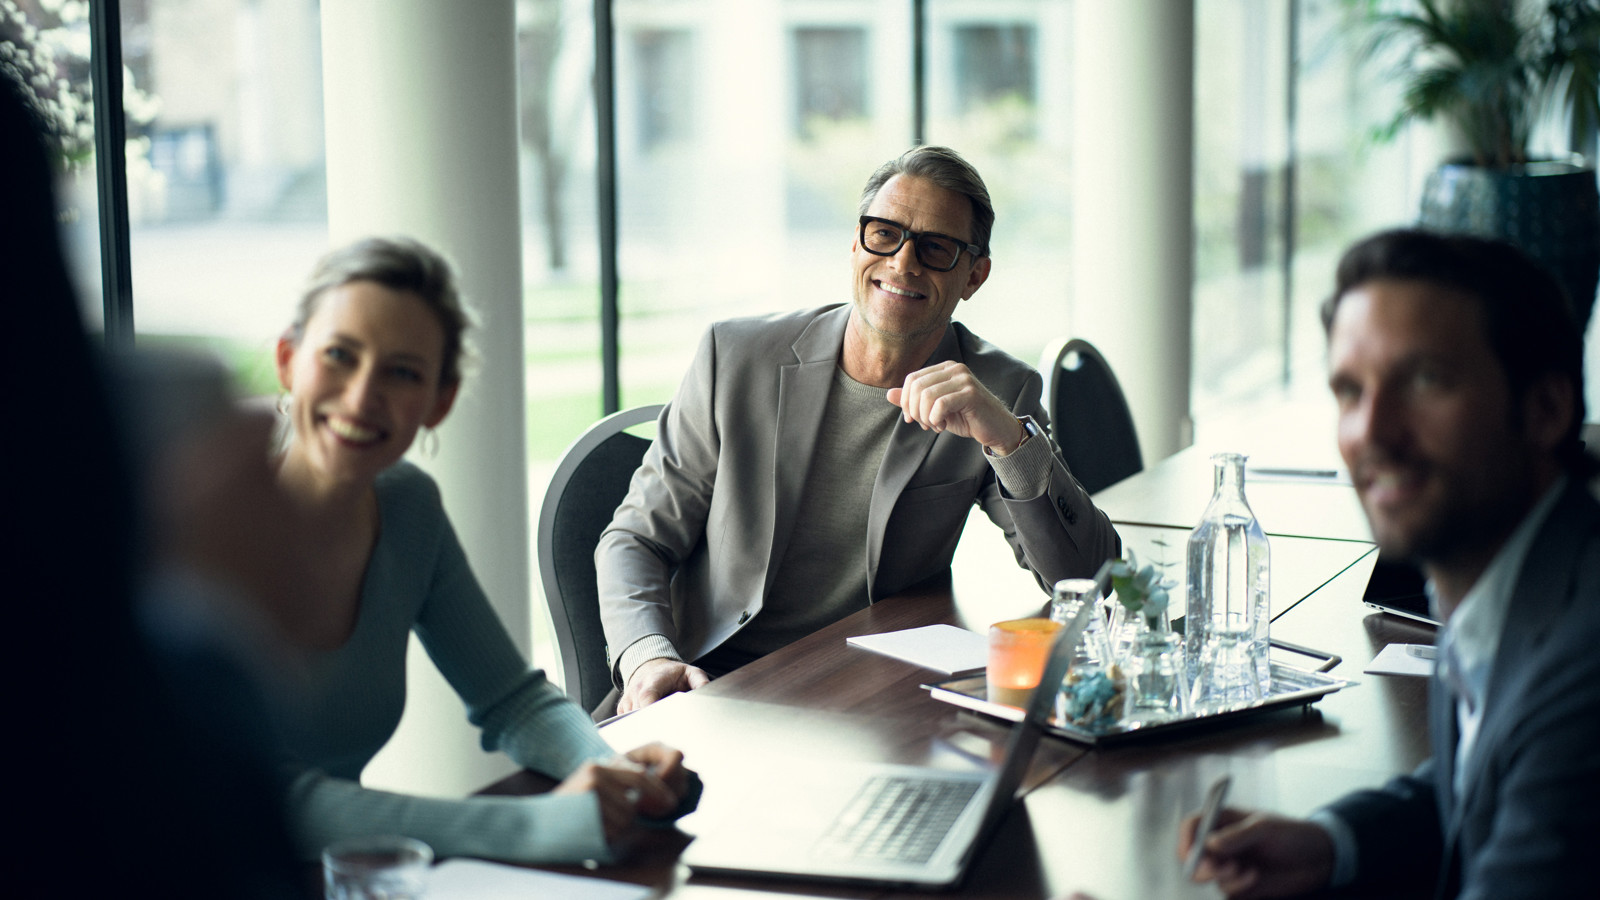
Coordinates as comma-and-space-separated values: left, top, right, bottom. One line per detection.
596, 304, 1120, 683
1329, 480, 1600, 899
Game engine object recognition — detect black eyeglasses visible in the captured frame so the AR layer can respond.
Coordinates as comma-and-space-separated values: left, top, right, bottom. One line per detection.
858, 216, 982, 272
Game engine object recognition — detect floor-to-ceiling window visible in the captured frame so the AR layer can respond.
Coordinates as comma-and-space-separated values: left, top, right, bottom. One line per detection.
23, 0, 1439, 464
1190, 0, 1416, 432
516, 0, 603, 463
131, 0, 327, 394
17, 0, 1454, 612
4, 0, 330, 387
6, 0, 106, 326
10, 0, 1455, 787
924, 0, 1072, 366
1279, 0, 1419, 385
506, 0, 1425, 466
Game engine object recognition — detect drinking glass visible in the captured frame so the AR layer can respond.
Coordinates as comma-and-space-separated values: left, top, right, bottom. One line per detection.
323, 835, 432, 900
1123, 628, 1190, 724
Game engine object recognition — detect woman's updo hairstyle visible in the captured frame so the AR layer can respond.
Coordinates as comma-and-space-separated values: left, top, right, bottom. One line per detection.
289, 236, 473, 386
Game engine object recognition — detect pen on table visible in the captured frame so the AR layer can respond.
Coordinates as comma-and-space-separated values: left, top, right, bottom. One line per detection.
1245, 466, 1344, 479
607, 753, 661, 775
607, 754, 662, 806
1184, 774, 1232, 879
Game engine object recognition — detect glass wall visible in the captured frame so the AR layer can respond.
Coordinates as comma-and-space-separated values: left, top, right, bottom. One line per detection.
554, 0, 1078, 443
1190, 0, 1416, 428
924, 0, 1072, 367
603, 0, 906, 419
1283, 0, 1417, 384
4, 0, 104, 328
21, 0, 1434, 466
1193, 0, 1294, 413
123, 0, 328, 395
517, 0, 603, 461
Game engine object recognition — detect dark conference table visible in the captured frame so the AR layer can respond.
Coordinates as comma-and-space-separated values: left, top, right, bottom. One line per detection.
489, 452, 1435, 898
1091, 444, 1374, 542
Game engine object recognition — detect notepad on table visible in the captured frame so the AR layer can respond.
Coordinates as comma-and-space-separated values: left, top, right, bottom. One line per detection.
428, 859, 652, 900
846, 624, 988, 676
1364, 642, 1436, 677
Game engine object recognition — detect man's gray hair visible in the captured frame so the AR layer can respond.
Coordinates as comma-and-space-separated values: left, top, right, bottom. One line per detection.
858, 145, 994, 258
288, 236, 473, 386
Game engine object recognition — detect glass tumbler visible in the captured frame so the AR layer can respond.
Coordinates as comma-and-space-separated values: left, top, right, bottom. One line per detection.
1123, 628, 1190, 724
323, 835, 432, 900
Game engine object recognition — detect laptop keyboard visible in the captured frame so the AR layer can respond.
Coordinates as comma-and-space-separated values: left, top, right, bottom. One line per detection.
812, 775, 982, 864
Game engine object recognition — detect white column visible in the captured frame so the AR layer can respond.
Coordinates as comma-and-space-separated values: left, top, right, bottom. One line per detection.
321, 0, 527, 796
321, 0, 528, 646
1070, 1, 1195, 461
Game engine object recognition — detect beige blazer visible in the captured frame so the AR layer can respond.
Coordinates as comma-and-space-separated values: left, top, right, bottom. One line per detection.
596, 304, 1120, 683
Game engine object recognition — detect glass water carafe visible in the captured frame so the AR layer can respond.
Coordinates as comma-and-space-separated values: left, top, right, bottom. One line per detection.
1185, 452, 1271, 708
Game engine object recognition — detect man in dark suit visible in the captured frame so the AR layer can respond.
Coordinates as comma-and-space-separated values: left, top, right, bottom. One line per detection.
1182, 229, 1600, 899
596, 146, 1120, 716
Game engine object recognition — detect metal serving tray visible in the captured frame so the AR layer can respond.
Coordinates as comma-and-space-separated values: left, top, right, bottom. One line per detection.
923, 661, 1352, 747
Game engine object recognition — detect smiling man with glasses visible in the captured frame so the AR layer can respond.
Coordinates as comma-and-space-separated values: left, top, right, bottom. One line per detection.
593, 145, 1120, 717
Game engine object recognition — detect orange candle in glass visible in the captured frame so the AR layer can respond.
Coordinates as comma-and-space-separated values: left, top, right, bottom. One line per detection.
987, 617, 1063, 708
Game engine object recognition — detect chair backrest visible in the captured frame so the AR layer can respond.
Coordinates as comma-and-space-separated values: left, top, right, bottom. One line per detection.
536, 404, 663, 713
1038, 338, 1142, 495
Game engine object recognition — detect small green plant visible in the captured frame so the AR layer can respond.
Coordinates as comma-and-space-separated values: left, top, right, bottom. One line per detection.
1107, 545, 1174, 630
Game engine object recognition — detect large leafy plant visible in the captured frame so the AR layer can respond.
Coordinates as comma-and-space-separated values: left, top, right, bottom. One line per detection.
1360, 0, 1600, 167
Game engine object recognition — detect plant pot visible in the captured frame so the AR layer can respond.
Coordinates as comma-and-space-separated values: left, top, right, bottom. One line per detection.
1419, 159, 1600, 335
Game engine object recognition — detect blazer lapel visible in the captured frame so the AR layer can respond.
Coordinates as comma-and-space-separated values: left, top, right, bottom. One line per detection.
1439, 483, 1598, 866
766, 307, 850, 596
1429, 669, 1462, 887
864, 325, 962, 598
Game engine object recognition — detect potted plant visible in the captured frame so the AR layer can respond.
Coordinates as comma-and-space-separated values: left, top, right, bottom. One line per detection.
1106, 550, 1190, 723
1359, 0, 1600, 331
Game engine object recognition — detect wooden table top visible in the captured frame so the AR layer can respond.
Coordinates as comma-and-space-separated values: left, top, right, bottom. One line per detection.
1093, 444, 1372, 542
474, 448, 1433, 898
479, 546, 1434, 899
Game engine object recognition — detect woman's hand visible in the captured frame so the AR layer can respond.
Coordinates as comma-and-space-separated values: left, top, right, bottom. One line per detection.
551, 744, 691, 840
621, 742, 691, 815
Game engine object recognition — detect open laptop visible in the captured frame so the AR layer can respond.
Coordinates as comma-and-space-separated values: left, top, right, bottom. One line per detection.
681, 600, 1093, 890
1361, 553, 1438, 626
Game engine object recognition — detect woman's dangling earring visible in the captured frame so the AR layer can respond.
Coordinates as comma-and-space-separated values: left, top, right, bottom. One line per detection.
276, 393, 291, 416
419, 427, 440, 459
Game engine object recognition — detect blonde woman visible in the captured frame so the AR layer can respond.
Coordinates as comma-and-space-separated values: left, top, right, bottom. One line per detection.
272, 236, 692, 863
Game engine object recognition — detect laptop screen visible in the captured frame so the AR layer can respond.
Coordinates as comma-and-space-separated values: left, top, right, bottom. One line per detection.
966, 590, 1096, 843
1362, 554, 1435, 625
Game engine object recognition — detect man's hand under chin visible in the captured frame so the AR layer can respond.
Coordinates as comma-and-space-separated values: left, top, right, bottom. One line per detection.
619, 658, 711, 714
886, 361, 1024, 455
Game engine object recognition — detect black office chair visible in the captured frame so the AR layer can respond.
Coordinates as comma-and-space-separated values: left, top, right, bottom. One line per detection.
1038, 338, 1143, 494
536, 404, 663, 713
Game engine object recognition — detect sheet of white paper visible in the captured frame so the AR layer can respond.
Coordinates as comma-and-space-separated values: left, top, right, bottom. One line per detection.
846, 624, 988, 675
1365, 642, 1436, 677
427, 858, 652, 900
